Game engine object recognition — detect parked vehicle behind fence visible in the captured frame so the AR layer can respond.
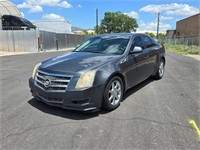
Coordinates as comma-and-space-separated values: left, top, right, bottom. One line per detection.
2, 15, 36, 30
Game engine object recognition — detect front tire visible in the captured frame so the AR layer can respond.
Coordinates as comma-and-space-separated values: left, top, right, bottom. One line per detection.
152, 59, 165, 80
102, 76, 123, 111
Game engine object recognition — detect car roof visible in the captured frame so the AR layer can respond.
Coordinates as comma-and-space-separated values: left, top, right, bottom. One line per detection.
3, 15, 19, 19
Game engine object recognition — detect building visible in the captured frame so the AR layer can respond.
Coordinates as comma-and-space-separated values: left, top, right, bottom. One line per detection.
32, 20, 72, 34
0, 0, 22, 29
166, 30, 176, 38
176, 13, 200, 37
0, 0, 22, 17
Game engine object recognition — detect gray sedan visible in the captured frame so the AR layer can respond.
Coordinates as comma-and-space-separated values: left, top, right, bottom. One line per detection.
29, 33, 165, 111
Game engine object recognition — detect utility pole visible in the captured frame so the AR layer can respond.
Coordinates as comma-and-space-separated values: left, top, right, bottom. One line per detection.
156, 12, 160, 39
96, 8, 99, 35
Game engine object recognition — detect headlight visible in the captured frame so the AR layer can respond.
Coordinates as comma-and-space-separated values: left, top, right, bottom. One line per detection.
32, 62, 41, 79
75, 70, 97, 89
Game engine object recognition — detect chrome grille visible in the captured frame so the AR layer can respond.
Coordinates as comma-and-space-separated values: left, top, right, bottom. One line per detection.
35, 70, 71, 92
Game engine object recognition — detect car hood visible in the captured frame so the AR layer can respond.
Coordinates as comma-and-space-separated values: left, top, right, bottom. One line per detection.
40, 52, 118, 73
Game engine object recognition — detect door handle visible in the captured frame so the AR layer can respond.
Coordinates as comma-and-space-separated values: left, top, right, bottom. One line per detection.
144, 55, 149, 59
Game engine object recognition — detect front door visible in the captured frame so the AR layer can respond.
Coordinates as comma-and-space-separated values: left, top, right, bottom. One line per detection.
124, 36, 150, 88
142, 35, 159, 77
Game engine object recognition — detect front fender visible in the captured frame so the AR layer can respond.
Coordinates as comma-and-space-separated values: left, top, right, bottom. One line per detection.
93, 61, 126, 91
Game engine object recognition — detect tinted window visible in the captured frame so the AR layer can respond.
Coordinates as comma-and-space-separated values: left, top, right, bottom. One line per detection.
143, 36, 155, 48
131, 36, 144, 50
2, 18, 11, 26
10, 17, 23, 26
20, 18, 34, 27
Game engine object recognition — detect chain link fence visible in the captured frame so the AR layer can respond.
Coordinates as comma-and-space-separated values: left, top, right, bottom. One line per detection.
160, 35, 200, 46
159, 35, 200, 54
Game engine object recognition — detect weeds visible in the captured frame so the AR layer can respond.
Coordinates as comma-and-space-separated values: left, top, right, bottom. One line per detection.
163, 43, 200, 55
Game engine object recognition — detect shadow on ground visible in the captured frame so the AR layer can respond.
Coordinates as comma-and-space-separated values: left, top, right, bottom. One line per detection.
28, 78, 154, 120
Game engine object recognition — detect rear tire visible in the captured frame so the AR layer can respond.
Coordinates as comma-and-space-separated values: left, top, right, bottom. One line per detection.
152, 59, 165, 80
102, 76, 123, 111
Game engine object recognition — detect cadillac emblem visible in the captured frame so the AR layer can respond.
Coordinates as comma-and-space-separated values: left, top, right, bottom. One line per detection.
44, 79, 51, 87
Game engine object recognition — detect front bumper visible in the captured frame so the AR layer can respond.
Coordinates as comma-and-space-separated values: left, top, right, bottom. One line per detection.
29, 78, 105, 111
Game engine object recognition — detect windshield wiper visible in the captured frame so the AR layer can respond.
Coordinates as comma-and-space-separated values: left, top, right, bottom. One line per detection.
74, 51, 104, 54
90, 51, 104, 54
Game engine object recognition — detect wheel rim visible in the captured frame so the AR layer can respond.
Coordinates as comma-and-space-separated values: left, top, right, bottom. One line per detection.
108, 80, 122, 106
158, 60, 164, 77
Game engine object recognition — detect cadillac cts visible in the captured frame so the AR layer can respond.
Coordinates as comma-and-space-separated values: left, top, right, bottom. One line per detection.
29, 33, 165, 111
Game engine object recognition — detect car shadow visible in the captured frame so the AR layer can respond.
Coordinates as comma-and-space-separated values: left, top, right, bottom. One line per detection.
28, 99, 99, 120
122, 78, 154, 102
100, 78, 154, 114
28, 78, 154, 120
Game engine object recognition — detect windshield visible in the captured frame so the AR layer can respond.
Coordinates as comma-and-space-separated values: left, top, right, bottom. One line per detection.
20, 18, 35, 28
74, 36, 130, 55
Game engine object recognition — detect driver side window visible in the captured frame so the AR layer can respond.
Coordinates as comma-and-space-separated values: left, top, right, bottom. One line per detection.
143, 36, 156, 48
131, 36, 144, 51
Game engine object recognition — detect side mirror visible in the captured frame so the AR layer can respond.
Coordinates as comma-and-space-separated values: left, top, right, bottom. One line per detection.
129, 46, 143, 54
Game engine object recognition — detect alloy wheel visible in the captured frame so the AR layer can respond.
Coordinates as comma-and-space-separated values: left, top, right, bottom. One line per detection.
159, 60, 165, 77
108, 80, 122, 106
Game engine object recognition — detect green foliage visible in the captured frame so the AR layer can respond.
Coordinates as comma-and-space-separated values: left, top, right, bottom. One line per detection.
94, 26, 99, 35
158, 40, 165, 45
99, 11, 138, 34
82, 30, 96, 36
158, 33, 165, 38
164, 43, 200, 55
82, 30, 89, 35
145, 32, 155, 38
145, 32, 165, 38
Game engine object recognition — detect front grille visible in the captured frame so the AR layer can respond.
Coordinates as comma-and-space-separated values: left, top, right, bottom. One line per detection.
35, 70, 71, 92
36, 92, 63, 103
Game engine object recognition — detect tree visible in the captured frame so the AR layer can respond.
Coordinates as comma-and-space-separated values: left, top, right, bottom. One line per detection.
82, 29, 89, 35
158, 33, 165, 38
99, 11, 138, 34
145, 32, 156, 38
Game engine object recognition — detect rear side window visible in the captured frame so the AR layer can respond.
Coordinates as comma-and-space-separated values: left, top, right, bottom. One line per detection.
143, 36, 156, 48
2, 18, 11, 26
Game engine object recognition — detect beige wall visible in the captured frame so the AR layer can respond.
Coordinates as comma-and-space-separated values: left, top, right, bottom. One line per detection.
176, 13, 200, 36
166, 30, 176, 38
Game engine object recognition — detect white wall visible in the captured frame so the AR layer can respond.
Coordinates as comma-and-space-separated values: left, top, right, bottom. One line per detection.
0, 30, 38, 52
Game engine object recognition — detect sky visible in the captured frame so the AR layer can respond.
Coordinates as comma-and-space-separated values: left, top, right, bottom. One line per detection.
9, 0, 200, 33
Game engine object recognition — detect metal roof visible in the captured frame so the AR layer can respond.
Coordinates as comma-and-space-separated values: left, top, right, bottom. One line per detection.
32, 20, 72, 33
0, 0, 22, 17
